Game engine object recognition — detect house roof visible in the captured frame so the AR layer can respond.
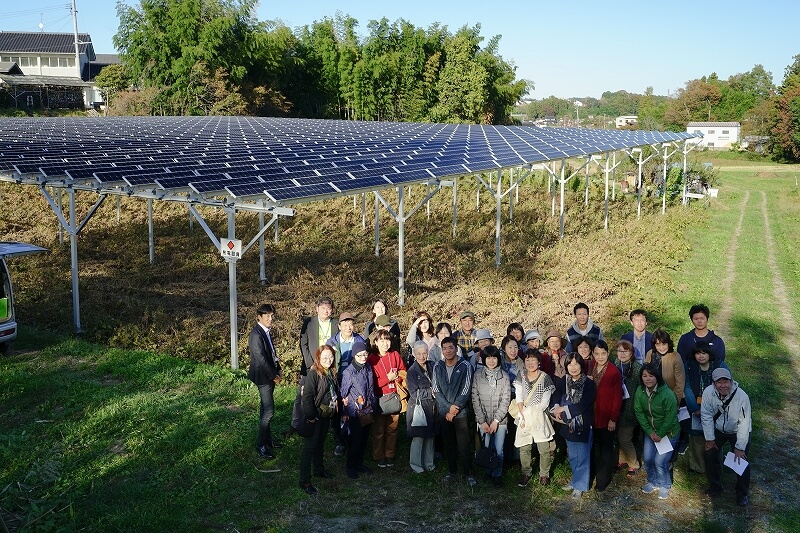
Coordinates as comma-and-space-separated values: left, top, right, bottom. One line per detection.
0, 31, 95, 60
0, 73, 91, 87
0, 61, 23, 75
686, 122, 740, 128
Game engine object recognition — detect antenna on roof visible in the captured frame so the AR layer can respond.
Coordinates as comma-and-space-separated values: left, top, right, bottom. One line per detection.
39, 14, 44, 32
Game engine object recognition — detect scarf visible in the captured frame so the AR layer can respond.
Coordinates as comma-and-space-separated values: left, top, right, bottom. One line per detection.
564, 374, 587, 434
649, 351, 663, 371
517, 370, 554, 407
351, 359, 365, 372
592, 362, 608, 383
617, 360, 633, 380
484, 366, 502, 387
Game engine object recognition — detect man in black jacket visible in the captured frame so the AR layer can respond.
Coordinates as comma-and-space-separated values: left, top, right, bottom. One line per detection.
249, 303, 281, 459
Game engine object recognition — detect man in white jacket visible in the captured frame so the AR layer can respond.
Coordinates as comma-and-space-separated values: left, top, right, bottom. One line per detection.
701, 368, 752, 506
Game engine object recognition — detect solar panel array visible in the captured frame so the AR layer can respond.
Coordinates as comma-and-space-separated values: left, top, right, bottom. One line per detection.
0, 117, 698, 206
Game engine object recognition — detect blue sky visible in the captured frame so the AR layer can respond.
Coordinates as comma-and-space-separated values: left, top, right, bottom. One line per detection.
4, 0, 798, 99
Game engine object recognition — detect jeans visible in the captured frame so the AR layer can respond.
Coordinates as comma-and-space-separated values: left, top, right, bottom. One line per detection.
442, 415, 471, 475
479, 426, 506, 478
257, 381, 275, 448
704, 430, 750, 498
409, 437, 435, 473
643, 433, 679, 490
566, 429, 593, 491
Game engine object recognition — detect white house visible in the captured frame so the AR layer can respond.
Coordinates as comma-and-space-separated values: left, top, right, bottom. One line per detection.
615, 115, 637, 129
0, 31, 117, 109
686, 122, 741, 150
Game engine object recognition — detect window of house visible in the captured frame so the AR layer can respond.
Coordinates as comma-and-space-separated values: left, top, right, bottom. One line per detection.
708, 130, 715, 134
694, 130, 701, 134
19, 57, 34, 67
722, 130, 729, 134
707, 142, 715, 147
26, 96, 34, 107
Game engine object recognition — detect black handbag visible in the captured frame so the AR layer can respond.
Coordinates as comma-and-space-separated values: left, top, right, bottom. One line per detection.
474, 443, 501, 470
296, 415, 317, 438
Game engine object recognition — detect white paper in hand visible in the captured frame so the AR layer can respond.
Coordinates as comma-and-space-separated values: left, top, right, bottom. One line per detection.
655, 437, 674, 455
724, 452, 749, 476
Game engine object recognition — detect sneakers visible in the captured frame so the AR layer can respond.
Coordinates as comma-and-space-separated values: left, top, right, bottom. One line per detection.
491, 476, 502, 488
346, 468, 358, 480
377, 458, 388, 468
561, 483, 574, 492
658, 488, 671, 499
626, 468, 638, 478
539, 476, 550, 486
466, 475, 477, 487
737, 495, 749, 507
517, 474, 531, 487
299, 482, 318, 495
385, 458, 395, 468
334, 444, 346, 456
443, 473, 455, 482
572, 490, 583, 499
641, 483, 658, 494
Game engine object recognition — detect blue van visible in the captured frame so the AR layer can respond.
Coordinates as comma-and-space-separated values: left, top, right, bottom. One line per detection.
0, 241, 48, 354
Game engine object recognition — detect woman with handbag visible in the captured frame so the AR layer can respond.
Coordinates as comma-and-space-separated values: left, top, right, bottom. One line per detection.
551, 352, 597, 499
513, 350, 555, 487
367, 329, 407, 468
406, 341, 437, 473
471, 345, 511, 486
298, 345, 340, 495
340, 341, 376, 479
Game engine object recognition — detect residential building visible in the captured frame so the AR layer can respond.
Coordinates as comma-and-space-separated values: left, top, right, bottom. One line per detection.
0, 31, 117, 109
686, 122, 741, 150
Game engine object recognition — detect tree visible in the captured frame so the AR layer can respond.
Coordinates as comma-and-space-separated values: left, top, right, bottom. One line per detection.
771, 54, 800, 161
93, 63, 130, 115
429, 26, 488, 123
664, 79, 722, 127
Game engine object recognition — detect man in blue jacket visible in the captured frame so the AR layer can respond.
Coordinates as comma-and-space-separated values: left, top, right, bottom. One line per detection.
677, 304, 726, 365
433, 337, 475, 486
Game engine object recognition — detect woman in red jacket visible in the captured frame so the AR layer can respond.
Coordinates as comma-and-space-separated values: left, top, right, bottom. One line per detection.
367, 329, 407, 468
591, 339, 622, 491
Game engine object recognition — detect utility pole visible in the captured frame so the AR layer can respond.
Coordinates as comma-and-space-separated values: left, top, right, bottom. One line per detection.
71, 0, 81, 79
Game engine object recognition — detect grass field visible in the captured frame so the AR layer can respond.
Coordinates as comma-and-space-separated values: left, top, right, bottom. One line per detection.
1, 151, 799, 532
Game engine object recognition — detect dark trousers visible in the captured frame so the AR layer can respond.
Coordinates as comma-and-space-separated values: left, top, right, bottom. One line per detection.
346, 417, 371, 470
442, 415, 471, 476
299, 417, 331, 484
704, 430, 750, 498
592, 427, 616, 490
257, 381, 276, 448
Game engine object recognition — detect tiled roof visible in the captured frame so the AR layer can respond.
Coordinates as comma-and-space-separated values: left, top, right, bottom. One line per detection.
0, 73, 91, 87
0, 31, 95, 59
686, 122, 740, 127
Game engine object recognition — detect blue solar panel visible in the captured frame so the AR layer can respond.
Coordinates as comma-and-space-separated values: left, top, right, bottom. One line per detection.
0, 117, 699, 206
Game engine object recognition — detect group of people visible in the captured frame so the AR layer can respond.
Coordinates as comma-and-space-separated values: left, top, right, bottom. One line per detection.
247, 298, 752, 506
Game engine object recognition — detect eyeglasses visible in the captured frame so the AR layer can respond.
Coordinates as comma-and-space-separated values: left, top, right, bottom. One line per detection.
617, 349, 630, 353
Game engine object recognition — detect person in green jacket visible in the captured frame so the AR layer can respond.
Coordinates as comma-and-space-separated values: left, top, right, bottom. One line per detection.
634, 363, 680, 500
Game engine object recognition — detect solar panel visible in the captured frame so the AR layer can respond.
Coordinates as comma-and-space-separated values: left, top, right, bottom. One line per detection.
0, 117, 699, 207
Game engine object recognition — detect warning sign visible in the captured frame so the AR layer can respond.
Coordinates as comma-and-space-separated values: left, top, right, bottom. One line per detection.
220, 238, 242, 259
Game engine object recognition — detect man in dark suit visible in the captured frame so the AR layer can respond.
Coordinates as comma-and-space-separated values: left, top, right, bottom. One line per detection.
249, 303, 281, 459
620, 309, 653, 364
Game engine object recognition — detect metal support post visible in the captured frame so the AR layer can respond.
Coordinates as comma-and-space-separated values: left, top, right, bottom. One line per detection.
397, 187, 406, 306
495, 171, 502, 267
227, 208, 239, 370
147, 198, 154, 264
374, 192, 380, 256
258, 208, 266, 283
559, 160, 566, 238
68, 186, 81, 333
